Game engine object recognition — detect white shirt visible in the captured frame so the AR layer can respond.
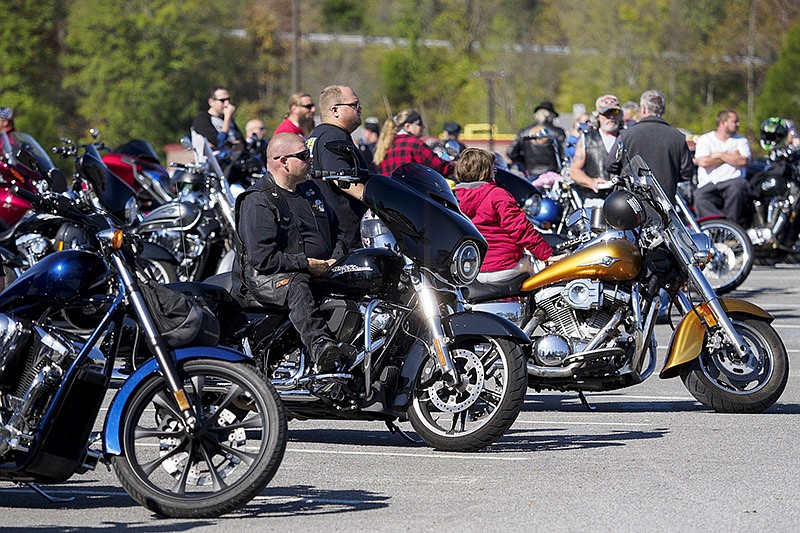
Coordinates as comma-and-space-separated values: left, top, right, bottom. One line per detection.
695, 131, 750, 188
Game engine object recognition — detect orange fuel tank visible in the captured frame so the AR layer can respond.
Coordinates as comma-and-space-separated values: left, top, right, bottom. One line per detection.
522, 238, 642, 292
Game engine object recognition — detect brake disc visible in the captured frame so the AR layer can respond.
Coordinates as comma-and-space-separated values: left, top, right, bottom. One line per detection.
425, 349, 485, 413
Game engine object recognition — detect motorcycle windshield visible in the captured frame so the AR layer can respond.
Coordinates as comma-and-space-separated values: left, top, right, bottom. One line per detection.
362, 163, 487, 274
494, 168, 540, 204
3, 131, 57, 172
114, 139, 161, 163
79, 144, 137, 217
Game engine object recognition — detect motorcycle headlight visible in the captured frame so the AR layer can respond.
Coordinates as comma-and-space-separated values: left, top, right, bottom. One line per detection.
360, 211, 396, 249
690, 232, 712, 266
124, 195, 140, 225
450, 240, 482, 285
523, 194, 542, 217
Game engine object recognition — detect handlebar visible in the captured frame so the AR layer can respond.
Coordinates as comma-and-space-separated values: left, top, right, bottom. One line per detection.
312, 169, 365, 183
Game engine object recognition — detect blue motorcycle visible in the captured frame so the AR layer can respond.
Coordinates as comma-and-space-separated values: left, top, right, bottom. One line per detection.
0, 185, 286, 517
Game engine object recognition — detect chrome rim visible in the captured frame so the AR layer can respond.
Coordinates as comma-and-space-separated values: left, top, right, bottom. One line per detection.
702, 224, 750, 289
699, 320, 774, 395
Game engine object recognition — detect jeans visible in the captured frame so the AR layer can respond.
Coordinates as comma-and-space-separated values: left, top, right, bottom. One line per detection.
286, 273, 334, 355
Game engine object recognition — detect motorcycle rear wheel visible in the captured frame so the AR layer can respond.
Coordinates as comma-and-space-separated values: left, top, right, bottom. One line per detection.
699, 219, 753, 295
407, 336, 527, 452
112, 360, 287, 518
137, 257, 178, 284
680, 314, 788, 413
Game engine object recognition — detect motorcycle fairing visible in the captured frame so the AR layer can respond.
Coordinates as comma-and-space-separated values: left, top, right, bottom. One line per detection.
102, 345, 254, 456
659, 298, 774, 379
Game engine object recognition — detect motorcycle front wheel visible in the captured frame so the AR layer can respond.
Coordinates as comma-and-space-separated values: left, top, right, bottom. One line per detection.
680, 314, 788, 413
407, 336, 527, 452
699, 219, 753, 295
112, 360, 287, 518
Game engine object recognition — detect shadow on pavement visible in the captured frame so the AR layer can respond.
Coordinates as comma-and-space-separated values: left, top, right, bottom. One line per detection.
237, 485, 390, 517
522, 394, 800, 414
487, 427, 669, 453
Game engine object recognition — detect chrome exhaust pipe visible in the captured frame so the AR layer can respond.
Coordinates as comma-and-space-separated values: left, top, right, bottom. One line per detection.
527, 360, 582, 378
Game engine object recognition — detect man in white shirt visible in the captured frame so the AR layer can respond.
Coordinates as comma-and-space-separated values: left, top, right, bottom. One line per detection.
693, 109, 750, 222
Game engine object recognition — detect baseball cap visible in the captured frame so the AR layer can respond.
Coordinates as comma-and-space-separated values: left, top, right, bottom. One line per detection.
443, 121, 462, 135
0, 107, 14, 120
595, 95, 621, 114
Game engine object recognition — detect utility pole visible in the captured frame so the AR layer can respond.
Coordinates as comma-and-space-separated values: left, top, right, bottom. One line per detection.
470, 71, 507, 152
291, 0, 300, 93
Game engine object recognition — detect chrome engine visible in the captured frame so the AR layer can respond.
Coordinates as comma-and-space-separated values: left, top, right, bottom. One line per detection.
0, 314, 75, 456
533, 280, 631, 365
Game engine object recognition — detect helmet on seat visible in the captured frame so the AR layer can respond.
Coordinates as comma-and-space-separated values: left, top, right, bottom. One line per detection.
602, 190, 645, 230
760, 117, 789, 152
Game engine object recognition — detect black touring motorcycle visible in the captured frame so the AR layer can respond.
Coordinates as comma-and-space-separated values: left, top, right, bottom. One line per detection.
0, 185, 286, 517
185, 143, 529, 452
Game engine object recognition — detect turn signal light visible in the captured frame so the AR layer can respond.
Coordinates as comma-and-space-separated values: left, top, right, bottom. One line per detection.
111, 229, 125, 249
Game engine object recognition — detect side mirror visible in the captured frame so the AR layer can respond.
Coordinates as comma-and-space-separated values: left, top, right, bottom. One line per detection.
180, 136, 192, 151
324, 140, 356, 158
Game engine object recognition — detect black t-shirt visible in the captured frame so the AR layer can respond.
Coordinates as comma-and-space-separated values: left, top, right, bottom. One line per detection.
191, 112, 243, 149
306, 123, 369, 249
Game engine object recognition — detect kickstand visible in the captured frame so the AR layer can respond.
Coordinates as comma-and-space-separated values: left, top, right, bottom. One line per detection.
385, 420, 423, 445
578, 391, 596, 411
24, 482, 76, 503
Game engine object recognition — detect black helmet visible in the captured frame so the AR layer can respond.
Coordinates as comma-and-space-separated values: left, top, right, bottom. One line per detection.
760, 117, 789, 151
170, 169, 202, 188
602, 190, 645, 230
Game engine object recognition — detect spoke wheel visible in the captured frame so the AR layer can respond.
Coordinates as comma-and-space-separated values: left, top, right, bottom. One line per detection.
407, 336, 527, 452
681, 315, 788, 413
112, 360, 286, 517
137, 258, 178, 284
699, 219, 753, 294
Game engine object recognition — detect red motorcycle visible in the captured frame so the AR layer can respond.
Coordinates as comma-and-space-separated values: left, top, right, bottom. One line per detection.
0, 131, 67, 228
101, 138, 174, 212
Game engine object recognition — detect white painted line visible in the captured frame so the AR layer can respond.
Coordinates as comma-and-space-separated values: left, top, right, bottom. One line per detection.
514, 419, 652, 427
285, 447, 526, 461
253, 495, 375, 505
584, 394, 695, 401
774, 324, 800, 329
0, 487, 129, 497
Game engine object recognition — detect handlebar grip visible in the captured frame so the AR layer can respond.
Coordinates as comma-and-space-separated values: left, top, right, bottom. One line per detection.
10, 185, 41, 207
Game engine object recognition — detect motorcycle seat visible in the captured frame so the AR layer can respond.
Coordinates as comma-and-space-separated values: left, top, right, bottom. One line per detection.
464, 273, 529, 303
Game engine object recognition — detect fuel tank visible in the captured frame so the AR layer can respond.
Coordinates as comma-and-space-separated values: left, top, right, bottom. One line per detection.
318, 248, 405, 300
521, 238, 642, 292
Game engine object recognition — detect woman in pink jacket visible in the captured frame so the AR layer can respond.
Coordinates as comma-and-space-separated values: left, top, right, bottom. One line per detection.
454, 148, 561, 283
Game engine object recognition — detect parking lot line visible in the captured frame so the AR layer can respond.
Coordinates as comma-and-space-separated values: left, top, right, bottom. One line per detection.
285, 448, 526, 461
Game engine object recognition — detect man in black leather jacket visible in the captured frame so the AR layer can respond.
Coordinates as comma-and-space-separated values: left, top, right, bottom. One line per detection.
232, 133, 353, 373
570, 94, 623, 204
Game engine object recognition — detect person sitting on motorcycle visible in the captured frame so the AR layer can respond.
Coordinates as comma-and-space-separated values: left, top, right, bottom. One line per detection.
232, 132, 354, 373
373, 109, 454, 177
454, 147, 561, 283
507, 101, 566, 178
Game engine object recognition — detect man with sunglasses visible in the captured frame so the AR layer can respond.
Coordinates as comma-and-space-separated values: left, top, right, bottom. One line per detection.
192, 85, 244, 152
307, 84, 370, 250
273, 92, 316, 137
233, 132, 354, 373
570, 94, 623, 205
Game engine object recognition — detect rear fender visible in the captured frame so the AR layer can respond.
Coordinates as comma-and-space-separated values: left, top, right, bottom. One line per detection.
659, 298, 773, 379
140, 241, 178, 263
103, 345, 253, 455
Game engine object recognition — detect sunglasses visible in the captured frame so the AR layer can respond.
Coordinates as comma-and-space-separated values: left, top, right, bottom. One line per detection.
335, 101, 362, 111
601, 109, 621, 118
299, 103, 315, 109
273, 149, 310, 161
215, 97, 231, 103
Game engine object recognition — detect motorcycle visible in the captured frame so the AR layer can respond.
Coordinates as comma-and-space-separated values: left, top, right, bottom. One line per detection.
742, 142, 800, 263
467, 155, 788, 413
135, 134, 238, 282
0, 184, 286, 517
187, 144, 529, 452
102, 138, 174, 212
0, 131, 67, 229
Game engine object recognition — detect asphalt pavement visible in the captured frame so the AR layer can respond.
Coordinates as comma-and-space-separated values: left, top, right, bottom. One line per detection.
2, 264, 800, 532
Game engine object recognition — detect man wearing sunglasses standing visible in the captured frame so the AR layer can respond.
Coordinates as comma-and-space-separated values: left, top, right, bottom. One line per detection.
307, 85, 370, 250
273, 92, 316, 138
570, 94, 623, 205
192, 85, 244, 152
233, 132, 354, 373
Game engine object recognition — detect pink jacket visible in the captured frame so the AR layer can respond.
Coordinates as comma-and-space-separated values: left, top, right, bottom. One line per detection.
455, 181, 552, 272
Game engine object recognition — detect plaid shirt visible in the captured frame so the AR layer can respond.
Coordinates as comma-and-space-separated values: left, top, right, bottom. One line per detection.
378, 134, 454, 177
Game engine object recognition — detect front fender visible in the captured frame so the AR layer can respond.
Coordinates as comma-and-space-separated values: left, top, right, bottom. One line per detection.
392, 311, 530, 412
141, 241, 178, 263
443, 310, 530, 345
103, 345, 253, 456
660, 298, 773, 379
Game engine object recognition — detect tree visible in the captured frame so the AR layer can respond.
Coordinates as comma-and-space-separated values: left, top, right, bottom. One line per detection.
63, 0, 242, 151
757, 19, 800, 123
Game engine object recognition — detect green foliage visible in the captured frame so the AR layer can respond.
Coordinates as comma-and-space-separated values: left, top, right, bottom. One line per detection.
321, 0, 366, 32
757, 20, 800, 123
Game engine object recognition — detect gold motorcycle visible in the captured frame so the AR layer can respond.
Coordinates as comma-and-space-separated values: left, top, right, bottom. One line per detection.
467, 155, 788, 412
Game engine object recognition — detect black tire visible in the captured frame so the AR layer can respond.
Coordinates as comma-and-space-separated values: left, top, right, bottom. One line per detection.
680, 315, 788, 413
137, 258, 178, 284
407, 337, 527, 452
112, 360, 287, 518
699, 219, 754, 295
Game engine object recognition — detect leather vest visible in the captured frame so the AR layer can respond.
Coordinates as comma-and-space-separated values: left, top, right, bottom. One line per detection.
576, 130, 614, 200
